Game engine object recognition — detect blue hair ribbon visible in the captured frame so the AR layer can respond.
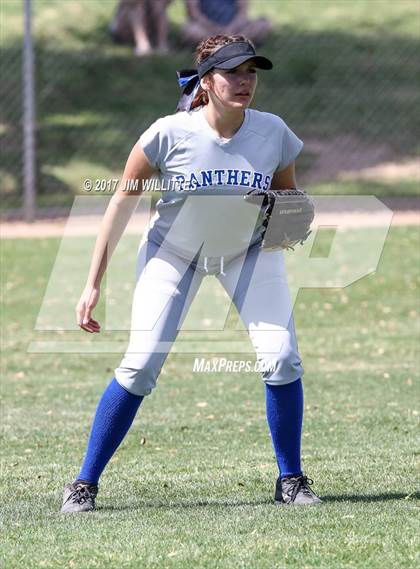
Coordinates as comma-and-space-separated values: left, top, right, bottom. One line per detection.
175, 69, 201, 112
177, 70, 199, 88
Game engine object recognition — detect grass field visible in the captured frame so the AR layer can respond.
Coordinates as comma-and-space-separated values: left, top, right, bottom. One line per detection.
1, 224, 419, 568
1, 0, 419, 209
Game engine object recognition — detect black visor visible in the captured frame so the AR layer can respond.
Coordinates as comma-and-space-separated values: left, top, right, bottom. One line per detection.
176, 41, 273, 112
197, 41, 273, 78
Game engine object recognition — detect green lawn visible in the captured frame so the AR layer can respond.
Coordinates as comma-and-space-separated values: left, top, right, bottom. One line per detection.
1, 0, 419, 210
1, 225, 419, 568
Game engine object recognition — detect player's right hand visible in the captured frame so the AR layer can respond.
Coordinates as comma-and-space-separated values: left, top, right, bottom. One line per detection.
76, 285, 101, 333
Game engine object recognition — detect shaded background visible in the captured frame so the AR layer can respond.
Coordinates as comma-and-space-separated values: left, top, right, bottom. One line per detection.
1, 0, 419, 216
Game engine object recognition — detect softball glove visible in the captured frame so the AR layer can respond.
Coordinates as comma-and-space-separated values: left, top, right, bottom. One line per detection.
244, 188, 315, 251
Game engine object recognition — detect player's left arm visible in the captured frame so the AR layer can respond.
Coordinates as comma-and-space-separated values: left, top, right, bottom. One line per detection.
270, 161, 297, 191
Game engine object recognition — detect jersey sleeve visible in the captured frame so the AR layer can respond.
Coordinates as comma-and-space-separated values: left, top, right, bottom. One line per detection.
137, 117, 167, 170
276, 119, 304, 171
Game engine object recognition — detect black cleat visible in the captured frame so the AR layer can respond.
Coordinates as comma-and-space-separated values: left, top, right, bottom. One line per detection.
275, 474, 322, 505
60, 481, 98, 513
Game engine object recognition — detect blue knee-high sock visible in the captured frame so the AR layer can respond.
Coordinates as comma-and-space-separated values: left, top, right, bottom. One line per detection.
265, 379, 304, 478
76, 378, 143, 485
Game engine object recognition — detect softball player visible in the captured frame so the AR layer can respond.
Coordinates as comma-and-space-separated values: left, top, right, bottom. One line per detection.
61, 34, 321, 513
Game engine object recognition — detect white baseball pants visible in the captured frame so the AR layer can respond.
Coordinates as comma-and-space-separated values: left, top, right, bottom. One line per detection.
115, 239, 303, 396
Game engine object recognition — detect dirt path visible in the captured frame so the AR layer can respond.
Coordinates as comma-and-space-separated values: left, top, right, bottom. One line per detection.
1, 208, 418, 239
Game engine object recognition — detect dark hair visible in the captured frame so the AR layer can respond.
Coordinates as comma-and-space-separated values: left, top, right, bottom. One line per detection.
190, 34, 254, 110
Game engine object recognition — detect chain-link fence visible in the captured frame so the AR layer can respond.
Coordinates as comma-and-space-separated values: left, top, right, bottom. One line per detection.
1, 0, 419, 219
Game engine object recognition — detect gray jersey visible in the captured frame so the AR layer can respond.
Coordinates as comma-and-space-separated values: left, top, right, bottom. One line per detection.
138, 106, 303, 259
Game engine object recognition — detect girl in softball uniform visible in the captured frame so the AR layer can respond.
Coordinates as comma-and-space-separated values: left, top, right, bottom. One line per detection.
60, 34, 321, 513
